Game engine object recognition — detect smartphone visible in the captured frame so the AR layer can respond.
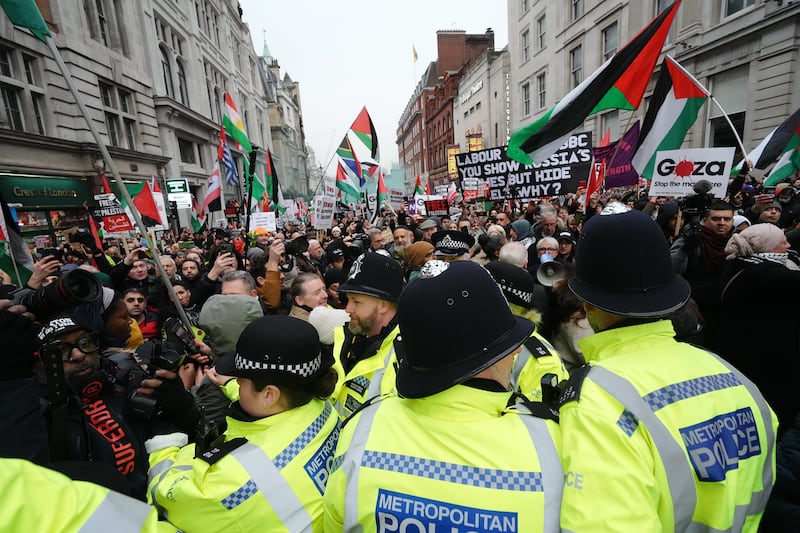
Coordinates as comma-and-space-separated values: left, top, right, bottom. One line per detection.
574, 212, 584, 225
40, 247, 61, 259
763, 186, 776, 195
579, 180, 587, 189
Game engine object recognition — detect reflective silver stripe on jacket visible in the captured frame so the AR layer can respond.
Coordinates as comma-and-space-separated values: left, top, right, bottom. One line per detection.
342, 401, 381, 531
365, 347, 395, 399
149, 463, 191, 520
589, 358, 775, 532
231, 443, 313, 532
516, 409, 563, 533
342, 401, 559, 531
511, 345, 533, 392
78, 489, 154, 532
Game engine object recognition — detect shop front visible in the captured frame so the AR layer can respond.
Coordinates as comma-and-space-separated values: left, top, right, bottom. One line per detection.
0, 174, 94, 249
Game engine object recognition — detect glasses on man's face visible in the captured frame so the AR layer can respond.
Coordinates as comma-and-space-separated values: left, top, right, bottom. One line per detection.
125, 297, 145, 303
538, 247, 558, 253
43, 332, 100, 363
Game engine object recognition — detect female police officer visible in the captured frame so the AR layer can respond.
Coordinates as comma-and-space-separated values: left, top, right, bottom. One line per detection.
144, 315, 339, 532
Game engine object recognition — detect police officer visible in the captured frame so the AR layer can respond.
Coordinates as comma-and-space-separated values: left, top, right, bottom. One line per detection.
323, 260, 562, 532
560, 209, 777, 532
1, 458, 174, 532
145, 316, 339, 532
485, 260, 568, 403
331, 252, 404, 419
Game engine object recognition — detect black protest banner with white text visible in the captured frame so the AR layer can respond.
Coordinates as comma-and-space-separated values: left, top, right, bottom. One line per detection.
455, 132, 593, 201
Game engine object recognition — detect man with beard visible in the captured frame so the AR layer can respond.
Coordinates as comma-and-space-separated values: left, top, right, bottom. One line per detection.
0, 312, 198, 500
331, 253, 404, 419
670, 200, 734, 347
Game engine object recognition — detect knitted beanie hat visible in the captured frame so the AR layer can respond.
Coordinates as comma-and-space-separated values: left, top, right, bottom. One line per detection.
725, 223, 785, 259
404, 241, 435, 267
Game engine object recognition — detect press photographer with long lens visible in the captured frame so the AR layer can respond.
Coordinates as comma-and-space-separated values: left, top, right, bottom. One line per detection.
670, 181, 734, 348
0, 272, 200, 500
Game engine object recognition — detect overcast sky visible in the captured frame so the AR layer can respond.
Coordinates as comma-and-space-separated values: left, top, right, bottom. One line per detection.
239, 1, 508, 175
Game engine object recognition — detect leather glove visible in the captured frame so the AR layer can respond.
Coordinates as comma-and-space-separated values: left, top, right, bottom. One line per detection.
0, 303, 40, 381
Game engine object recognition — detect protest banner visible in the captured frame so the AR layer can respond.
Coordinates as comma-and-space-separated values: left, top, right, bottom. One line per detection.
455, 133, 592, 201
649, 147, 734, 198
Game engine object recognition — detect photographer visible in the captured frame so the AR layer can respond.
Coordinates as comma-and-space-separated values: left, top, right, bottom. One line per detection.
0, 307, 197, 501
670, 199, 734, 347
187, 245, 240, 308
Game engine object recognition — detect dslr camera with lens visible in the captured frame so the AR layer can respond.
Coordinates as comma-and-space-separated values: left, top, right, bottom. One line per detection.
13, 269, 102, 320
126, 342, 187, 420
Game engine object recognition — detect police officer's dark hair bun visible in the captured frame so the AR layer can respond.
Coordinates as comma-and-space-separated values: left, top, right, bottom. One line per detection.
251, 367, 338, 408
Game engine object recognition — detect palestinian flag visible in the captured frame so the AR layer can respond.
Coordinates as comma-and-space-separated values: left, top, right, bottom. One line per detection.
263, 149, 285, 214
350, 106, 380, 165
337, 135, 363, 187
222, 92, 252, 153
336, 160, 360, 201
249, 173, 266, 212
0, 192, 33, 286
508, 0, 681, 165
414, 175, 424, 196
632, 55, 709, 180
733, 107, 800, 179
0, 0, 50, 42
376, 171, 389, 209
764, 125, 800, 186
190, 195, 206, 232
119, 181, 162, 227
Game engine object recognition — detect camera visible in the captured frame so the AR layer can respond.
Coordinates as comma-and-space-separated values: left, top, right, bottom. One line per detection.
127, 341, 187, 420
13, 269, 102, 319
278, 236, 310, 273
680, 180, 715, 230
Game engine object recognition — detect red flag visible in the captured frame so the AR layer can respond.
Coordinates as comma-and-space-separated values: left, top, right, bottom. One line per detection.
599, 129, 611, 147
425, 180, 431, 195
585, 161, 605, 214
101, 173, 113, 194
133, 181, 162, 223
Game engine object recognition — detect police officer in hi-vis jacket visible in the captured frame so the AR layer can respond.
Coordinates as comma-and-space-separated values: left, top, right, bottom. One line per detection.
324, 260, 563, 532
560, 209, 776, 532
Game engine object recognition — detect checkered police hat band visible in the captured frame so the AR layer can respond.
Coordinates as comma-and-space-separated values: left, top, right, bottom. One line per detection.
234, 352, 322, 377
499, 283, 533, 304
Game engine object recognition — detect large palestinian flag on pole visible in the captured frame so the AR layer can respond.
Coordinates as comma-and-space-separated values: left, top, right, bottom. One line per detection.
507, 0, 681, 165
632, 56, 709, 180
733, 107, 800, 175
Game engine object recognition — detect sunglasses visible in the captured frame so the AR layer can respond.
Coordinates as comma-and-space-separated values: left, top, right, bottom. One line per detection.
43, 332, 100, 362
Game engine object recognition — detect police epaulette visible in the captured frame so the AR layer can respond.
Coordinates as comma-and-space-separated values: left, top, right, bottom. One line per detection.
341, 393, 389, 429
523, 336, 552, 359
558, 364, 592, 407
516, 399, 560, 422
196, 437, 247, 465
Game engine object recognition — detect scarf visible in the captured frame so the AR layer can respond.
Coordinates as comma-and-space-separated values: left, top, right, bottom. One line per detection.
699, 226, 729, 272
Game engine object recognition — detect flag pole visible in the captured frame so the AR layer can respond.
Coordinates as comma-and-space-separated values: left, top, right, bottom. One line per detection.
43, 36, 194, 333
709, 95, 748, 160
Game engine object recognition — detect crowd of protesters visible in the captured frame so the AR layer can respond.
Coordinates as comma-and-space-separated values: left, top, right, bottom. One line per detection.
0, 170, 798, 531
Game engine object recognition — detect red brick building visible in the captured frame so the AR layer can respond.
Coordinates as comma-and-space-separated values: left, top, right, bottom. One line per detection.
397, 29, 495, 191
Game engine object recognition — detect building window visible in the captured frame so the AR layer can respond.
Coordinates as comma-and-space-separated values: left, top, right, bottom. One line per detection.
600, 111, 619, 140
95, 0, 109, 46
602, 22, 618, 61
177, 60, 189, 105
570, 45, 583, 89
99, 81, 137, 149
724, 0, 755, 17
521, 0, 529, 13
1, 85, 23, 130
0, 45, 47, 134
710, 65, 748, 148
571, 0, 583, 21
536, 72, 546, 110
178, 138, 197, 164
536, 15, 546, 50
522, 82, 531, 116
521, 30, 531, 63
160, 47, 174, 98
